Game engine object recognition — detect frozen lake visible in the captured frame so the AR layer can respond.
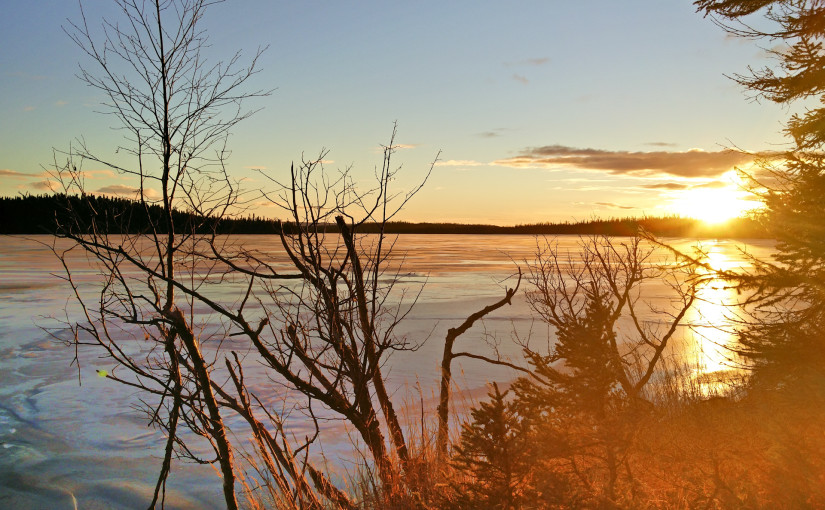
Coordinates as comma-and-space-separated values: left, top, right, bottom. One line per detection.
0, 234, 775, 508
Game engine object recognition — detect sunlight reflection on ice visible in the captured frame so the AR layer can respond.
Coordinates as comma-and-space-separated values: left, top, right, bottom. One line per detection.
684, 242, 745, 396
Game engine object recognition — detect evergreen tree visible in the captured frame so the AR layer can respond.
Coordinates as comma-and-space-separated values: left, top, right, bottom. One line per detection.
450, 383, 547, 510
503, 235, 697, 507
695, 0, 825, 388
512, 284, 629, 508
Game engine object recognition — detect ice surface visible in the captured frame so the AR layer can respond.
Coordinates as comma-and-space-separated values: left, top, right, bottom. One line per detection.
0, 234, 774, 508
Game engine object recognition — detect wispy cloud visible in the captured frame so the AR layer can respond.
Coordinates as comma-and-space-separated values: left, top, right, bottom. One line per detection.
505, 57, 549, 67
97, 184, 140, 195
55, 100, 68, 107
493, 145, 757, 178
375, 144, 418, 153
525, 57, 549, 66
80, 169, 116, 179
435, 159, 486, 167
503, 58, 548, 87
8, 71, 48, 81
23, 106, 35, 112
641, 182, 690, 191
640, 180, 729, 191
512, 74, 529, 85
645, 141, 678, 147
0, 169, 38, 178
594, 202, 636, 210
97, 184, 160, 200
694, 180, 729, 189
36, 169, 116, 181
477, 128, 510, 138
553, 177, 617, 184
30, 180, 58, 191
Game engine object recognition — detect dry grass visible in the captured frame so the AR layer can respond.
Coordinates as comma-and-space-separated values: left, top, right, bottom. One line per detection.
234, 354, 825, 509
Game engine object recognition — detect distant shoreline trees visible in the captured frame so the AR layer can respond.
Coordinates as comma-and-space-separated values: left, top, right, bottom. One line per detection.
0, 192, 767, 238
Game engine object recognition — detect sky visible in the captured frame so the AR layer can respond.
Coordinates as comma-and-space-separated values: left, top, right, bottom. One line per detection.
0, 1, 791, 225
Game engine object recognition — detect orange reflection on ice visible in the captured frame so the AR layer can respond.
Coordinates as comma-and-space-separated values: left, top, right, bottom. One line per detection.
685, 243, 742, 395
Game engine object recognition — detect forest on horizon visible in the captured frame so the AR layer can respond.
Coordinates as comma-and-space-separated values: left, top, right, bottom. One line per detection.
0, 193, 767, 238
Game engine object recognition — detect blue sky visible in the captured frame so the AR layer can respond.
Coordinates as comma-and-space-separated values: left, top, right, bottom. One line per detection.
0, 1, 788, 224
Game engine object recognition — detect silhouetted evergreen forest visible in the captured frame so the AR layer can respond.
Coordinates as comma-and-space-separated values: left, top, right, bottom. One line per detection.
0, 193, 768, 238
0, 193, 281, 235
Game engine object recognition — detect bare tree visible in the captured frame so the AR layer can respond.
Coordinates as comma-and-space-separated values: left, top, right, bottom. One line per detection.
55, 125, 446, 507
50, 1, 537, 507
206, 137, 439, 492
435, 270, 523, 460
523, 235, 697, 401
52, 1, 266, 508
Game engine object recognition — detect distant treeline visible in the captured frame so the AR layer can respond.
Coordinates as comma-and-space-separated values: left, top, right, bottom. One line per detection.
359, 217, 767, 238
0, 193, 768, 238
0, 193, 281, 236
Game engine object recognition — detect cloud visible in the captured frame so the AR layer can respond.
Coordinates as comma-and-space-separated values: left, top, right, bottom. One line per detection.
554, 177, 616, 183
505, 57, 549, 67
30, 180, 59, 191
641, 182, 689, 190
96, 184, 160, 200
79, 169, 116, 179
55, 100, 68, 107
25, 168, 116, 182
640, 180, 729, 191
376, 144, 418, 153
8, 71, 48, 81
493, 145, 756, 178
435, 159, 486, 167
512, 74, 529, 84
23, 106, 35, 112
645, 141, 678, 147
477, 128, 510, 138
693, 180, 729, 189
97, 184, 140, 194
0, 169, 37, 179
594, 202, 636, 210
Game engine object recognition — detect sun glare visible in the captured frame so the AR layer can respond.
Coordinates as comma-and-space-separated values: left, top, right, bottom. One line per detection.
669, 186, 758, 224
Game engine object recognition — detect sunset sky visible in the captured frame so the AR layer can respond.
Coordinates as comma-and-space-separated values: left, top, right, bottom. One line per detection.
0, 1, 789, 224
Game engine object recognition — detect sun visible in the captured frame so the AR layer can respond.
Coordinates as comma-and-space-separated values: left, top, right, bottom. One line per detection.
669, 186, 759, 224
